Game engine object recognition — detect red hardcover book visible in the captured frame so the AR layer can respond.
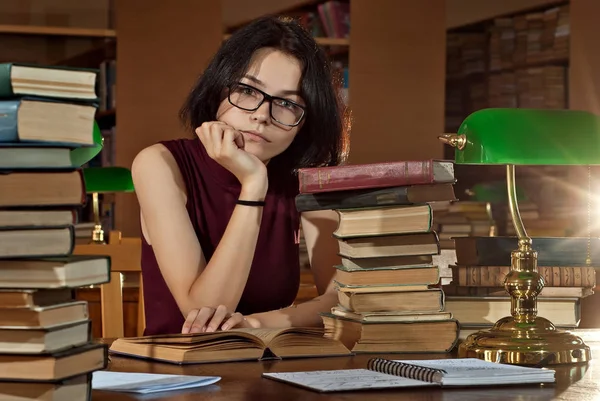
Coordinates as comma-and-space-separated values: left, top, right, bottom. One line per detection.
297, 160, 455, 194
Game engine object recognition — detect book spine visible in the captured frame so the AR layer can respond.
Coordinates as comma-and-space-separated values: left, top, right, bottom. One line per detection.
294, 186, 411, 212
0, 99, 20, 142
298, 161, 435, 194
452, 265, 596, 287
367, 358, 444, 383
0, 63, 14, 98
454, 236, 600, 266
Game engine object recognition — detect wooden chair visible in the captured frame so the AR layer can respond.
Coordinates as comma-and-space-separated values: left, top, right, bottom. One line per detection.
74, 230, 145, 338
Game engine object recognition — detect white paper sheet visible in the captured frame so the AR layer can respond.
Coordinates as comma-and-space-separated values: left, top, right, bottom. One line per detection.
263, 368, 436, 392
92, 371, 221, 394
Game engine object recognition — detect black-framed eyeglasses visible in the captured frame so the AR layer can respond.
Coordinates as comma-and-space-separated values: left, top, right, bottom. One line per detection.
228, 82, 306, 127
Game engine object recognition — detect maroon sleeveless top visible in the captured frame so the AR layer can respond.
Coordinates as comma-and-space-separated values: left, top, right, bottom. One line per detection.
140, 138, 301, 335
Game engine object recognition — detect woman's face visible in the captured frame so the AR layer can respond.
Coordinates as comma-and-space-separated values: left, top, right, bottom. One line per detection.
216, 47, 305, 163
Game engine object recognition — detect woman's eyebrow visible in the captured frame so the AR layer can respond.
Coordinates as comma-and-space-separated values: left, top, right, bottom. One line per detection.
243, 75, 301, 97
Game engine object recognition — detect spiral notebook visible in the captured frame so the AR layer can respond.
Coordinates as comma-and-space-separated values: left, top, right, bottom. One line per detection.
262, 358, 555, 392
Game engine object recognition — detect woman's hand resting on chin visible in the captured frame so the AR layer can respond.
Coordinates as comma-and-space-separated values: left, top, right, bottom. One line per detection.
195, 122, 268, 193
181, 305, 259, 334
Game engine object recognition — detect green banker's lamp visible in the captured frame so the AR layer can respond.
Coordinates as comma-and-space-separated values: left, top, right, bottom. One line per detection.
71, 122, 135, 244
440, 108, 596, 366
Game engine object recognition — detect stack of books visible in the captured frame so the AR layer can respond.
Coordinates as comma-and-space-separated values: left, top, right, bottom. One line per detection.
295, 160, 461, 353
444, 236, 597, 340
0, 63, 110, 399
433, 201, 497, 249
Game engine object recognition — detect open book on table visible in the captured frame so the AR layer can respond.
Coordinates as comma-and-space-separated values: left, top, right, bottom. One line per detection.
262, 358, 555, 392
109, 327, 352, 364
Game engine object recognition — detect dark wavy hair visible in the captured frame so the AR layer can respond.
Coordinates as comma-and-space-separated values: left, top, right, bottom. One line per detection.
179, 15, 350, 174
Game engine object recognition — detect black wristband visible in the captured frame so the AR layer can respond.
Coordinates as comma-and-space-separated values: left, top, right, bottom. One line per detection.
236, 199, 266, 207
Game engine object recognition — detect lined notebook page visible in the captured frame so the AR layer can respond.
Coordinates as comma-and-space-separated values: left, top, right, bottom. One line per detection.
391, 359, 555, 385
262, 369, 436, 392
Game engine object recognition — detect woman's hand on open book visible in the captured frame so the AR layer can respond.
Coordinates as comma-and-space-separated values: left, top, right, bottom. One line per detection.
181, 305, 257, 333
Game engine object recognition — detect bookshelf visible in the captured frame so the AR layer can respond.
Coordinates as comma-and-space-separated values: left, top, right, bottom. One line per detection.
0, 24, 115, 37
444, 3, 572, 215
442, 0, 600, 329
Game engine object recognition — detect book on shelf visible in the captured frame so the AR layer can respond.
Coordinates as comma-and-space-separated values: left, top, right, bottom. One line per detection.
442, 283, 594, 299
453, 236, 600, 267
109, 327, 352, 364
450, 264, 596, 288
444, 296, 581, 328
262, 358, 555, 392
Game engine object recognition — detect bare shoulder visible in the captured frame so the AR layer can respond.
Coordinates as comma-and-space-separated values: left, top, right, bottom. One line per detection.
132, 143, 186, 198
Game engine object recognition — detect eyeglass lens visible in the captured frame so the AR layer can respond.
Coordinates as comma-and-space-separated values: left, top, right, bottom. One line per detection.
229, 84, 304, 126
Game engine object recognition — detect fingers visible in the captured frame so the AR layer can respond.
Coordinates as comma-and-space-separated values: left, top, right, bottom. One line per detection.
181, 308, 201, 334
205, 304, 229, 332
222, 128, 244, 153
181, 306, 216, 334
196, 122, 243, 161
180, 305, 242, 334
221, 312, 245, 331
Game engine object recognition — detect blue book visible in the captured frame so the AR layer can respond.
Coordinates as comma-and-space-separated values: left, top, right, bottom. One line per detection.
0, 97, 96, 147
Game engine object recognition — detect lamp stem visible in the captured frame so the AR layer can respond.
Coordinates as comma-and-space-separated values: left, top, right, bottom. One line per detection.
91, 192, 105, 244
505, 165, 542, 324
506, 165, 529, 241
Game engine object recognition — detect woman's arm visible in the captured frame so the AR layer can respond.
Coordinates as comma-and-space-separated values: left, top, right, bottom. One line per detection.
247, 209, 341, 327
132, 142, 266, 320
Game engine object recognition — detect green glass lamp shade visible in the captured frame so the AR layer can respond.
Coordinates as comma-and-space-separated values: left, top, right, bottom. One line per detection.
82, 167, 134, 193
454, 108, 600, 165
70, 121, 104, 167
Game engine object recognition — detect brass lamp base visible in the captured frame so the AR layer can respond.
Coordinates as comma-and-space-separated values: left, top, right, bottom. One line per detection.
458, 318, 592, 365
458, 163, 590, 366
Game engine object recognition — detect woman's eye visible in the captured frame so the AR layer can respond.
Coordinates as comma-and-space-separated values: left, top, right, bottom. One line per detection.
278, 100, 295, 109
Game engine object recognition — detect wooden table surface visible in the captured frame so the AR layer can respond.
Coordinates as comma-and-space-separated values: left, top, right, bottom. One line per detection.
93, 344, 600, 401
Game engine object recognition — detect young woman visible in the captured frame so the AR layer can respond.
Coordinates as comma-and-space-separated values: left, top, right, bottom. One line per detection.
131, 16, 350, 335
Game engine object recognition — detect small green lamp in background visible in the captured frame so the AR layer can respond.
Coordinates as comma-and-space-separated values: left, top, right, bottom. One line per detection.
440, 108, 597, 366
70, 121, 135, 244
82, 166, 134, 244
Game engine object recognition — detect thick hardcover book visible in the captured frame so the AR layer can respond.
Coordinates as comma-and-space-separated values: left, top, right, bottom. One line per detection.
454, 236, 600, 266
0, 62, 98, 101
297, 160, 455, 194
0, 98, 96, 146
295, 184, 456, 212
0, 169, 86, 208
